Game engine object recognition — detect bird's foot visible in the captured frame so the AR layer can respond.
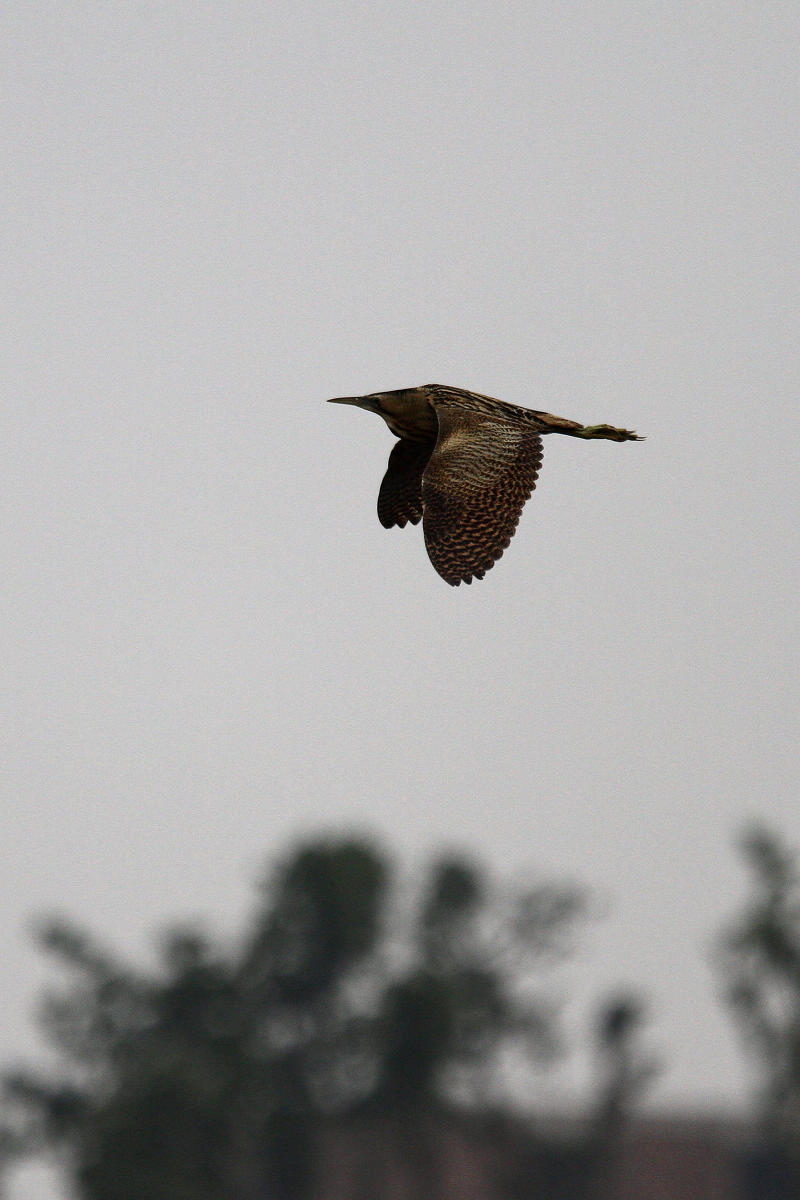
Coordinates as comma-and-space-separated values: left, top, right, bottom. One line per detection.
578, 424, 643, 442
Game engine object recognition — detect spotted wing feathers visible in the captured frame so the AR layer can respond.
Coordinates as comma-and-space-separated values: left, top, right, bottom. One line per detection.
421, 404, 544, 586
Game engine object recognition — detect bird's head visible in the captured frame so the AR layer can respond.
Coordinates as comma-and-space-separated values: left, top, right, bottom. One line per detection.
328, 387, 433, 431
329, 387, 424, 411
327, 392, 385, 416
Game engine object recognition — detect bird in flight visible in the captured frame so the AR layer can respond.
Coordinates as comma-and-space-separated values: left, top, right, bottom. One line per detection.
329, 384, 641, 586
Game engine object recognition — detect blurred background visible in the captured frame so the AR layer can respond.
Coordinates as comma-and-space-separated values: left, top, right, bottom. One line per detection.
2, 2, 798, 1197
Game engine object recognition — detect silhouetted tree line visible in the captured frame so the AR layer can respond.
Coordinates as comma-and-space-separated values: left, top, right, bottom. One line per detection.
717, 825, 800, 1196
0, 840, 607, 1199
1, 825, 798, 1199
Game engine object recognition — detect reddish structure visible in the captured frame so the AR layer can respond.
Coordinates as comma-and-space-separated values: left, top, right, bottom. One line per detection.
314, 1112, 794, 1200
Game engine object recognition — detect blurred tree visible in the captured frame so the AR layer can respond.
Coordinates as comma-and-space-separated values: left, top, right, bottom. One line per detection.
587, 992, 657, 1200
717, 825, 800, 1186
0, 837, 588, 1200
593, 994, 657, 1135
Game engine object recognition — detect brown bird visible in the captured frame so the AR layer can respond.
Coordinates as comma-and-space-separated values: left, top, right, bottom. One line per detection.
329, 384, 641, 586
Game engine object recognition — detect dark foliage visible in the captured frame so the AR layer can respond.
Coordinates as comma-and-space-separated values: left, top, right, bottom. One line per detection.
1, 837, 588, 1200
717, 824, 800, 1187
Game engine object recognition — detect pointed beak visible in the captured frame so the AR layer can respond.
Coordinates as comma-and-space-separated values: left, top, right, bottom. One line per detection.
327, 395, 364, 406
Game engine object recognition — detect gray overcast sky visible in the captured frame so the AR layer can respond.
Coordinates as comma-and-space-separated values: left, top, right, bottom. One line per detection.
3, 1, 799, 1195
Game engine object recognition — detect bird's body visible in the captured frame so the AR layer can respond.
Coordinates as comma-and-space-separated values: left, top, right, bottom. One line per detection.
329, 384, 641, 586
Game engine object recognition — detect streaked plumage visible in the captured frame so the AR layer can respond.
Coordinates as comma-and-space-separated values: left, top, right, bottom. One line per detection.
329, 384, 641, 586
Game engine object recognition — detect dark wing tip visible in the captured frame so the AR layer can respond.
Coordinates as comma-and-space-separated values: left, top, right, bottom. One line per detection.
377, 438, 432, 531
378, 510, 423, 530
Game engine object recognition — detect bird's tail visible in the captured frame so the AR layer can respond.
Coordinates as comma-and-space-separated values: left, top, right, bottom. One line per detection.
527, 411, 642, 441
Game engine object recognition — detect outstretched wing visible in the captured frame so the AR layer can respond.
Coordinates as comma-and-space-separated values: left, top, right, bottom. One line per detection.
377, 437, 434, 529
421, 404, 544, 586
